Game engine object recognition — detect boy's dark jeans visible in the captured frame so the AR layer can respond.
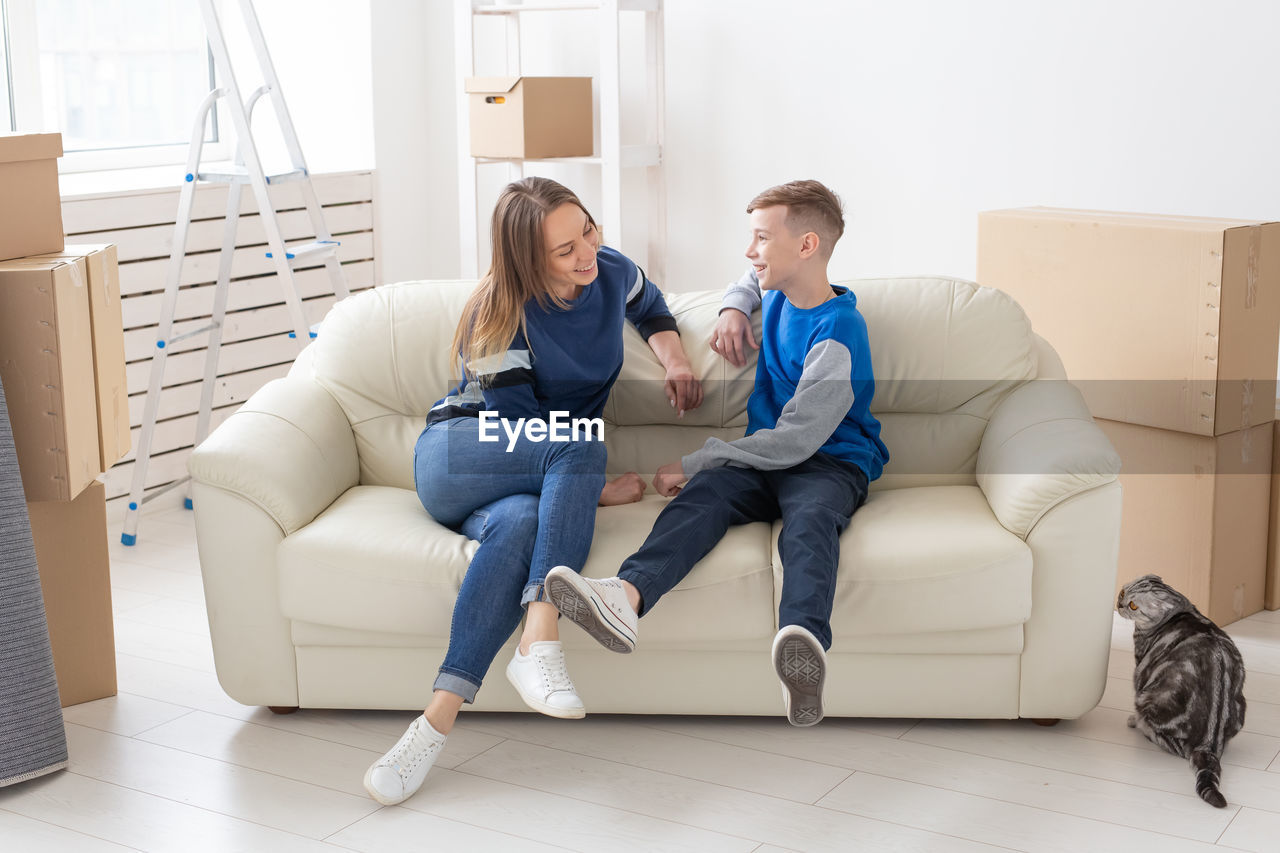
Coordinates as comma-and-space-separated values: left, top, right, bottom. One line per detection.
619, 452, 869, 650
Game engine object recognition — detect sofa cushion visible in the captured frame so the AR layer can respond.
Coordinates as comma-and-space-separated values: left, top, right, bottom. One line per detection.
782, 485, 1033, 638
309, 281, 475, 491
277, 488, 777, 646
277, 486, 476, 636
302, 276, 1042, 492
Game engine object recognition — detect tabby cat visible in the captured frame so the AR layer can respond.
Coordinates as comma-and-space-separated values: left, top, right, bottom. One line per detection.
1116, 574, 1246, 808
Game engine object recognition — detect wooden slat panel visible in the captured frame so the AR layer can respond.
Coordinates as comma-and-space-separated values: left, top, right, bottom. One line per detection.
126, 363, 291, 425
103, 447, 195, 501
118, 230, 375, 297
124, 292, 345, 361
62, 171, 374, 234
121, 259, 375, 328
127, 334, 304, 395
119, 406, 238, 465
123, 286, 372, 402
87, 202, 374, 263
66, 171, 377, 508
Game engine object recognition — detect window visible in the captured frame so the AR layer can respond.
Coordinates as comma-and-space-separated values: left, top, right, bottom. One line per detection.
3, 0, 227, 172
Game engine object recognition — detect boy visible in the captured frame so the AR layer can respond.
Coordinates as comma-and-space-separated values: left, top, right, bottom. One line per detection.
546, 180, 888, 726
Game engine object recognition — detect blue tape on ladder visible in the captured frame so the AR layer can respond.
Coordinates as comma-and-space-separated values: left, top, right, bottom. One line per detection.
185, 173, 194, 182
288, 332, 295, 338
309, 331, 317, 338
121, 533, 136, 546
184, 498, 193, 510
128, 502, 137, 511
157, 340, 166, 349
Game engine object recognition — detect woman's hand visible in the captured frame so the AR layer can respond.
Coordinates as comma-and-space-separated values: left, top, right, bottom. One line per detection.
664, 361, 703, 418
652, 460, 688, 497
710, 308, 759, 368
645, 330, 704, 416
599, 471, 646, 506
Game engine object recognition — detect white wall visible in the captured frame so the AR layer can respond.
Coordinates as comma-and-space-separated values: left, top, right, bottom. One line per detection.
372, 0, 1280, 290
232, 0, 374, 175
369, 0, 456, 286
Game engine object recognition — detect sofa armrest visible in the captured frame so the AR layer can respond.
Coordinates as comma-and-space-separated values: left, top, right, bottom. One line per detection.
188, 377, 359, 536
977, 380, 1121, 539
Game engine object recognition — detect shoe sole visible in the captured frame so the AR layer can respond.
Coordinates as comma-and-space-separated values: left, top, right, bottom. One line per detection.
774, 632, 825, 727
545, 570, 636, 654
505, 659, 587, 719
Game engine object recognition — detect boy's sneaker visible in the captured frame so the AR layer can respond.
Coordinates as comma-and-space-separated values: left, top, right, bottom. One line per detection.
506, 640, 586, 719
362, 714, 447, 805
545, 566, 638, 653
772, 625, 826, 727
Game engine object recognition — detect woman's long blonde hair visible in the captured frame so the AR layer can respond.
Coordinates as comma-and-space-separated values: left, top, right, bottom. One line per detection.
450, 177, 598, 382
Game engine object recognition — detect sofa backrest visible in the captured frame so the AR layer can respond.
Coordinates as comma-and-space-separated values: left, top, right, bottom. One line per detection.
305, 275, 1038, 492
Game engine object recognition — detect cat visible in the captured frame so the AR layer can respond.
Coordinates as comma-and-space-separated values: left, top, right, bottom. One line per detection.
1116, 574, 1246, 808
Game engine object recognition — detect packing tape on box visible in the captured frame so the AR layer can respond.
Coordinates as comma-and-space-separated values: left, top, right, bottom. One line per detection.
97, 254, 113, 307
1247, 225, 1261, 310
1243, 377, 1254, 432
66, 260, 84, 292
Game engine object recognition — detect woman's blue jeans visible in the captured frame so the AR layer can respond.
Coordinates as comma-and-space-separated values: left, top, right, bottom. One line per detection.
414, 416, 605, 702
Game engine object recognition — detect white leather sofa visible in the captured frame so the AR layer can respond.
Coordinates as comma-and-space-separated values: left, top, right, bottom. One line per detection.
188, 275, 1122, 721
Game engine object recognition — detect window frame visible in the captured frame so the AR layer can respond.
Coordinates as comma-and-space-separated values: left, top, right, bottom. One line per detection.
3, 0, 231, 173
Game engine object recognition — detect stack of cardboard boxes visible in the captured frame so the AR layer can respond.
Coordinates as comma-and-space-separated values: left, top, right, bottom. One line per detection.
0, 132, 127, 705
978, 208, 1280, 626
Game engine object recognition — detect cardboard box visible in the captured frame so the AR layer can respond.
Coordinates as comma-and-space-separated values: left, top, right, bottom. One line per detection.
27, 480, 117, 706
1266, 408, 1280, 611
978, 208, 1280, 436
465, 77, 593, 159
0, 255, 101, 502
34, 245, 130, 470
1099, 417, 1271, 626
0, 133, 65, 262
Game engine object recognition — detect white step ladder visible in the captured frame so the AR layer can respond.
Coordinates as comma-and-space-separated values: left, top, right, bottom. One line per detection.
121, 0, 349, 545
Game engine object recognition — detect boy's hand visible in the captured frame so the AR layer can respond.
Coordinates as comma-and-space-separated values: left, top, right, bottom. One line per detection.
664, 362, 703, 417
599, 472, 646, 506
653, 461, 688, 497
711, 308, 759, 368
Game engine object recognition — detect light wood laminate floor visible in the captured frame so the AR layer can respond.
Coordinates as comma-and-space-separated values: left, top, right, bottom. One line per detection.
3, 499, 1280, 851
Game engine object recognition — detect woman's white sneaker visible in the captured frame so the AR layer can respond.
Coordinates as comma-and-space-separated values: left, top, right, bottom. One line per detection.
362, 714, 447, 805
545, 566, 638, 653
506, 640, 586, 719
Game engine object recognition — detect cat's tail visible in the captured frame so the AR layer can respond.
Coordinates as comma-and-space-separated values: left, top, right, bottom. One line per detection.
1190, 750, 1227, 808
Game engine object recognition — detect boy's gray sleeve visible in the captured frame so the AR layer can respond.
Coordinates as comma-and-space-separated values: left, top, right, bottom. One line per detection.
721, 266, 762, 316
682, 339, 854, 475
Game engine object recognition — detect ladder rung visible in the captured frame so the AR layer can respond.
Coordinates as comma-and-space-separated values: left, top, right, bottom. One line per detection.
287, 321, 323, 340
194, 166, 308, 184
139, 476, 191, 506
166, 321, 220, 347
266, 239, 340, 262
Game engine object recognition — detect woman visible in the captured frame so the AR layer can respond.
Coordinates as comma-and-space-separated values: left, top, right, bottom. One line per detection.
363, 177, 703, 805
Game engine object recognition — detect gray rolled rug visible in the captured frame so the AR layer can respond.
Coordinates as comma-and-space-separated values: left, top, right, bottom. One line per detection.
0, 374, 67, 787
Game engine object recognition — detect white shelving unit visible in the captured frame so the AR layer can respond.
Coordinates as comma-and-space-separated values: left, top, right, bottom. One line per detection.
454, 0, 666, 279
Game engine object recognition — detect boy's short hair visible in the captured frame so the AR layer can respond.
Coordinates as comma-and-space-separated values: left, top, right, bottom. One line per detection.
747, 180, 845, 258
